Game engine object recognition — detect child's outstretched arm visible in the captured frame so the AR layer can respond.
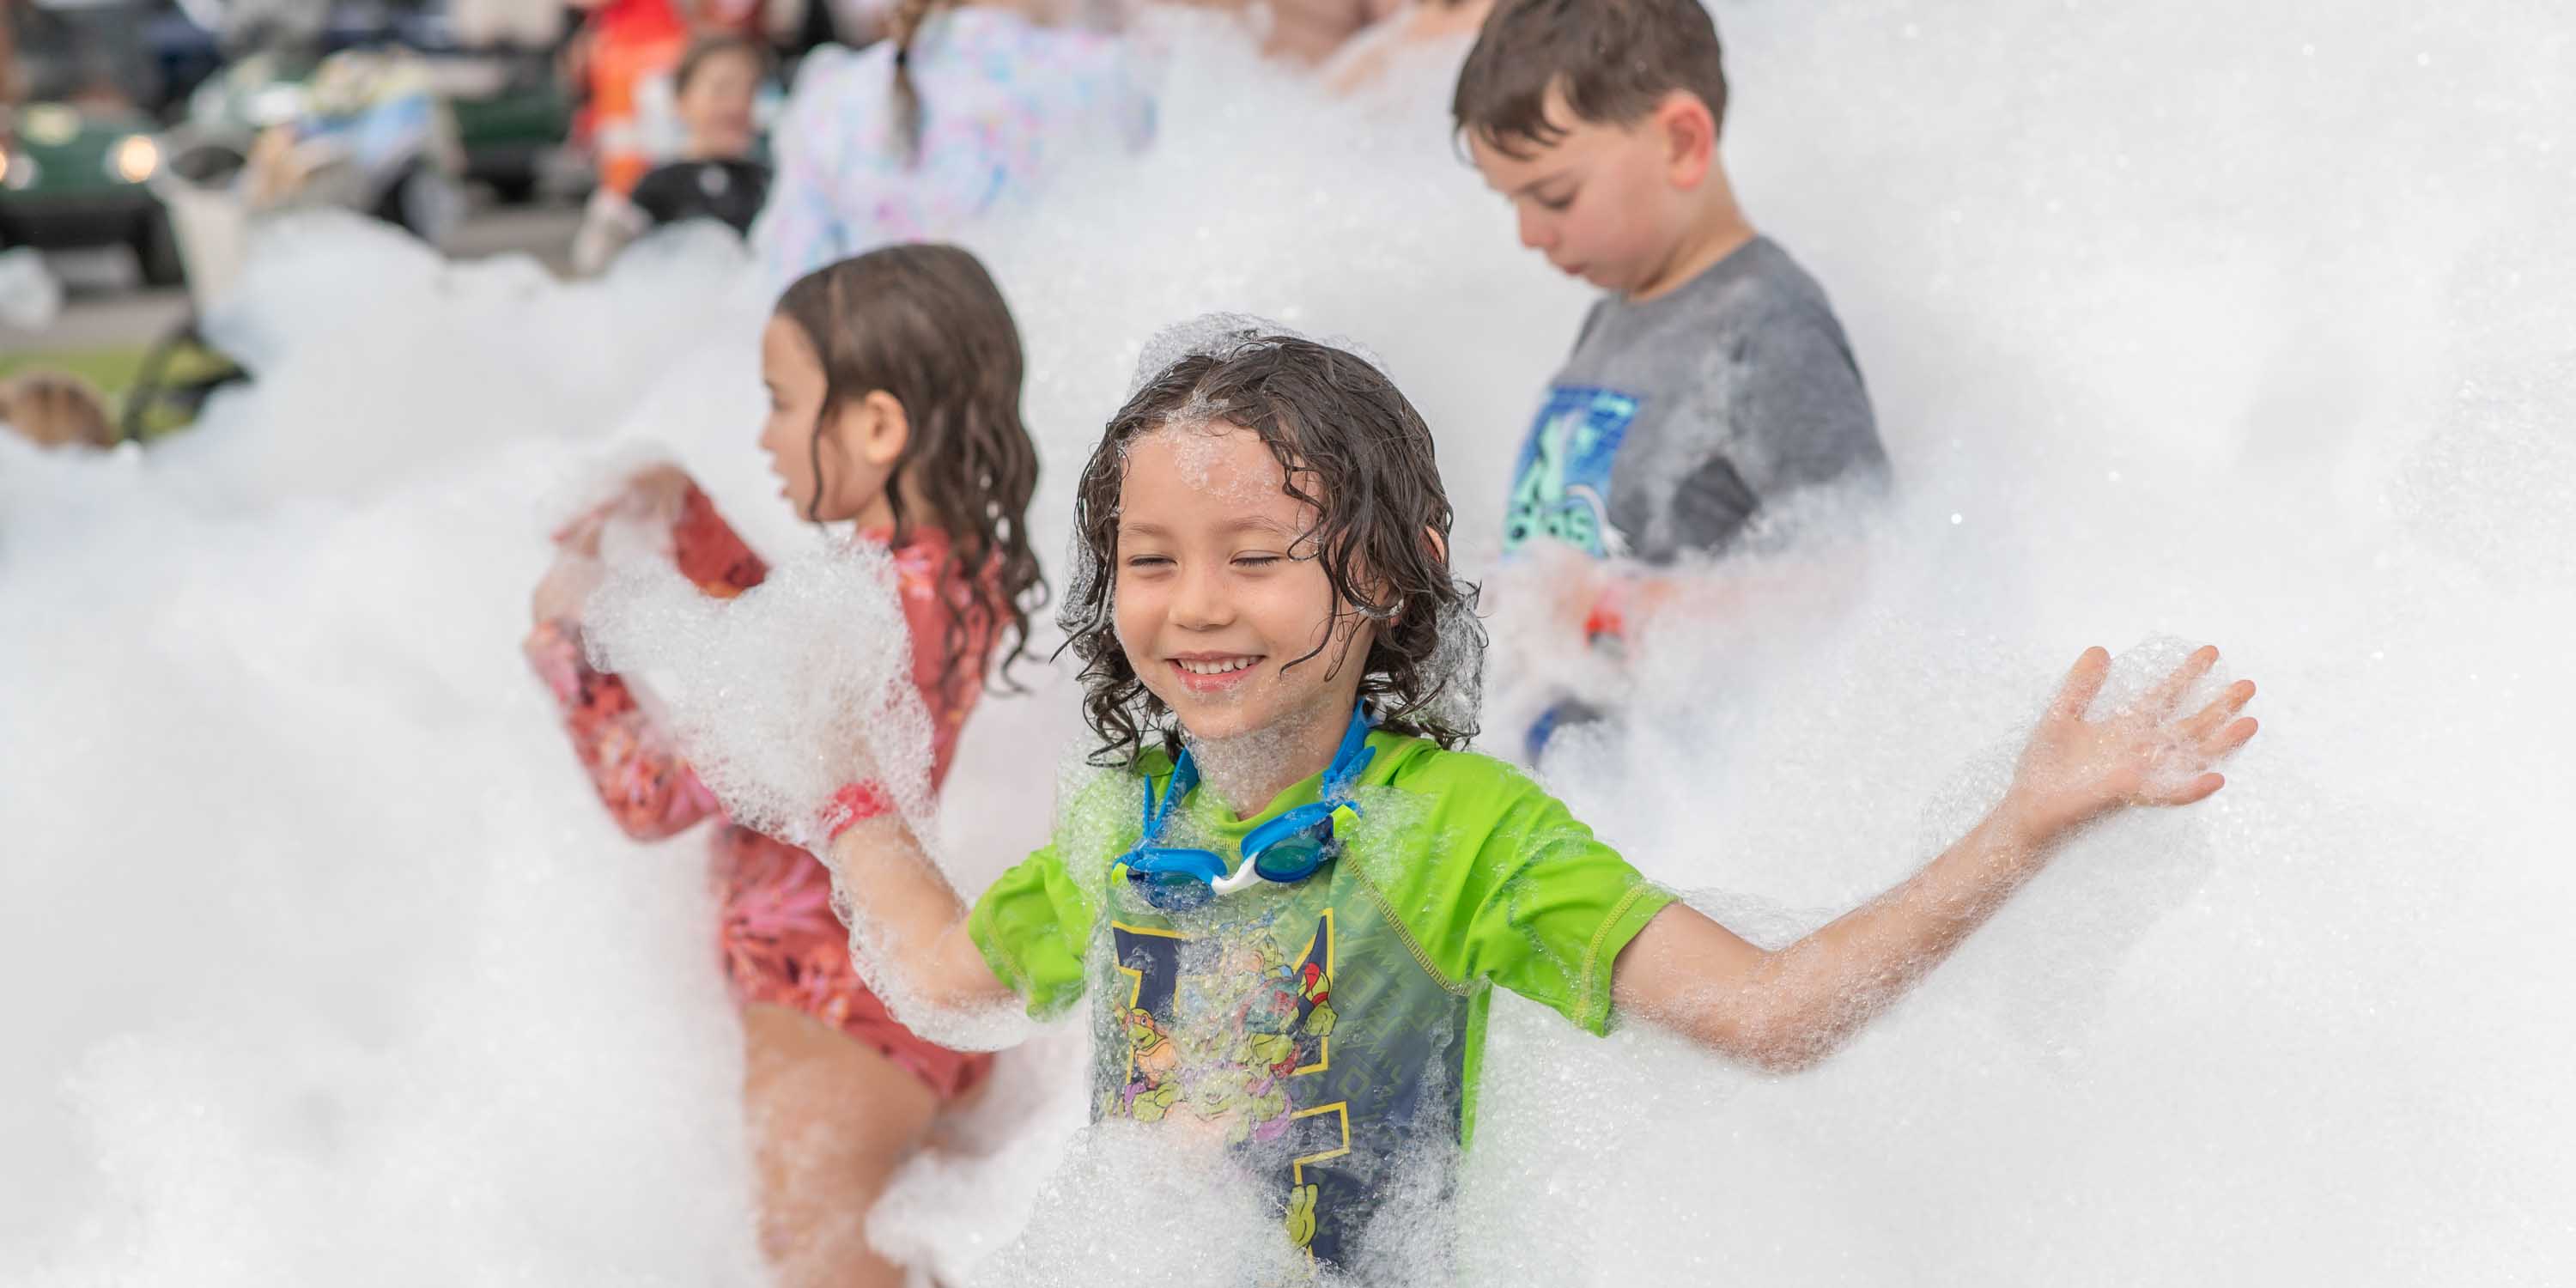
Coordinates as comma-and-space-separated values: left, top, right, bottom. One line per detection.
523, 466, 751, 841
1610, 645, 2259, 1072
824, 816, 1023, 1017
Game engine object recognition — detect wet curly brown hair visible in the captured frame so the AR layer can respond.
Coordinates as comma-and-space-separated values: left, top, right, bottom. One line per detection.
1059, 333, 1484, 767
773, 244, 1046, 696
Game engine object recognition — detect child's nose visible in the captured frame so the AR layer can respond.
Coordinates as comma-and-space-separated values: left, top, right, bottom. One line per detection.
1516, 206, 1553, 251
1170, 563, 1232, 629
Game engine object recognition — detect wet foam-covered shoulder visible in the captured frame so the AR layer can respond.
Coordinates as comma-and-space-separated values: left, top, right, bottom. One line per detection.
1370, 736, 1567, 820
1353, 737, 1622, 905
1643, 235, 1845, 343
1045, 752, 1154, 896
1346, 736, 1662, 1033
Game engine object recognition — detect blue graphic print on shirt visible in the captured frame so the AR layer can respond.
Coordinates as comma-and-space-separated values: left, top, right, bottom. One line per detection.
1502, 386, 1640, 559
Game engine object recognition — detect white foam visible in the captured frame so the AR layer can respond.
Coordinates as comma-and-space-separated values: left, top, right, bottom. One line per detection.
5, 1, 2573, 1283
580, 535, 940, 845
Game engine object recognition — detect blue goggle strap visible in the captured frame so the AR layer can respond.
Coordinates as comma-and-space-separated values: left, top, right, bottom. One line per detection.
1143, 753, 1200, 835
1124, 702, 1376, 895
1237, 799, 1340, 862
1123, 846, 1230, 885
1321, 702, 1377, 798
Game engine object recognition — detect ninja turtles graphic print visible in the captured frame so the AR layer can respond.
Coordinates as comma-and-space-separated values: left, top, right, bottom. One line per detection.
1098, 887, 1471, 1270
1104, 914, 1335, 1144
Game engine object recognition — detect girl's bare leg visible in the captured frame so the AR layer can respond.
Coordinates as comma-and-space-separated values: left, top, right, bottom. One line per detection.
742, 1002, 940, 1288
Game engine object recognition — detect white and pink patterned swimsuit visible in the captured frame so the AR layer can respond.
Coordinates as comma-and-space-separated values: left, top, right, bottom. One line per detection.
753, 7, 1156, 286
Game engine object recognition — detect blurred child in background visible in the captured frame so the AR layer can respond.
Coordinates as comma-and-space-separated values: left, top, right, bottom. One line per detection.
752, 0, 1152, 286
573, 33, 774, 272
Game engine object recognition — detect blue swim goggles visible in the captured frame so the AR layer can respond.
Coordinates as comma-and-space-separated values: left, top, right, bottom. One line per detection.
1120, 702, 1376, 911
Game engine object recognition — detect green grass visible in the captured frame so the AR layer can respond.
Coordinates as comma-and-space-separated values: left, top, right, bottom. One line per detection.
0, 343, 150, 398
2, 339, 241, 440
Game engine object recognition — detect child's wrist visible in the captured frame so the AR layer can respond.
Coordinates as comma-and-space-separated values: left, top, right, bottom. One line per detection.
1990, 793, 2063, 852
1583, 579, 1632, 643
820, 781, 896, 841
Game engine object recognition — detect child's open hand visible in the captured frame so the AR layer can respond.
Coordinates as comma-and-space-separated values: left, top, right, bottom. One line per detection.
530, 550, 605, 627
2002, 645, 2260, 843
552, 462, 696, 557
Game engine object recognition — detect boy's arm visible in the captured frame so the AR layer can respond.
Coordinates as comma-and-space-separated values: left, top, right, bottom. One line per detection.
1536, 540, 1867, 660
1611, 806, 2053, 1071
1543, 335, 1884, 647
1692, 313, 1886, 539
1612, 646, 2258, 1072
1581, 314, 1888, 635
825, 815, 1022, 1014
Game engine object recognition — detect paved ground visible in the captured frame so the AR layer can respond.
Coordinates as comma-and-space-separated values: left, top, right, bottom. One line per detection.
2, 200, 586, 355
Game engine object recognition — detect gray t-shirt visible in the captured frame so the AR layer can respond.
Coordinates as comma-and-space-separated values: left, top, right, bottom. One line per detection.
1502, 236, 1887, 563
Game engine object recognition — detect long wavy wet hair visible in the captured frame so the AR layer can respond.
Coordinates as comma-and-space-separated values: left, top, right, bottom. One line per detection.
772, 244, 1046, 693
1060, 333, 1484, 767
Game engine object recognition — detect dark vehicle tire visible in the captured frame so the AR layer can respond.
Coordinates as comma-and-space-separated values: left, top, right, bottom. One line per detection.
487, 173, 538, 204
133, 209, 186, 289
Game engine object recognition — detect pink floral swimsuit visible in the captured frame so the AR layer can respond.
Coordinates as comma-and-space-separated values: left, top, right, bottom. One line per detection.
526, 483, 993, 1099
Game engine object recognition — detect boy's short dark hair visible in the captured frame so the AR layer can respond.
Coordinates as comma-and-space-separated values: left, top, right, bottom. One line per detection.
1452, 0, 1728, 159
1060, 333, 1484, 766
674, 33, 769, 95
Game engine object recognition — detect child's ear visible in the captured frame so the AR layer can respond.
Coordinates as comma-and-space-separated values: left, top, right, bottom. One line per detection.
1385, 526, 1450, 627
849, 390, 912, 467
1654, 89, 1718, 190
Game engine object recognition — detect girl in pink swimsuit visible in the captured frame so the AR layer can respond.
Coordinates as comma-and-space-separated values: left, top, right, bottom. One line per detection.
525, 243, 1043, 1287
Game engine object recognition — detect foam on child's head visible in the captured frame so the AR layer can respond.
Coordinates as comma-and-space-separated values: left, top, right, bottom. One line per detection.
1112, 315, 1413, 504
1122, 313, 1394, 405
1060, 313, 1400, 639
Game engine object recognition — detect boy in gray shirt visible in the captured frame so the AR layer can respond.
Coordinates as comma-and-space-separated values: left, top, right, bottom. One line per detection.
1510, 236, 1882, 562
1457, 0, 1886, 568
1455, 0, 1887, 751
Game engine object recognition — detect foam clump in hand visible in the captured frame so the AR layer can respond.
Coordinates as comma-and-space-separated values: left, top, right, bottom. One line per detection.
580, 538, 938, 849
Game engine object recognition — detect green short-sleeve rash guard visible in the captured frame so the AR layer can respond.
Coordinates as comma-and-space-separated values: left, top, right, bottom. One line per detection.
964, 731, 1674, 1267
969, 732, 1672, 1033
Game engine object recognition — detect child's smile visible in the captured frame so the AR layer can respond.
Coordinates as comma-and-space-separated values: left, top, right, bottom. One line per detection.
1170, 652, 1266, 692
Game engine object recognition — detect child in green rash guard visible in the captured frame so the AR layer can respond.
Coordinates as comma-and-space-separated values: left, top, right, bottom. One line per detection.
825, 330, 2262, 1273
